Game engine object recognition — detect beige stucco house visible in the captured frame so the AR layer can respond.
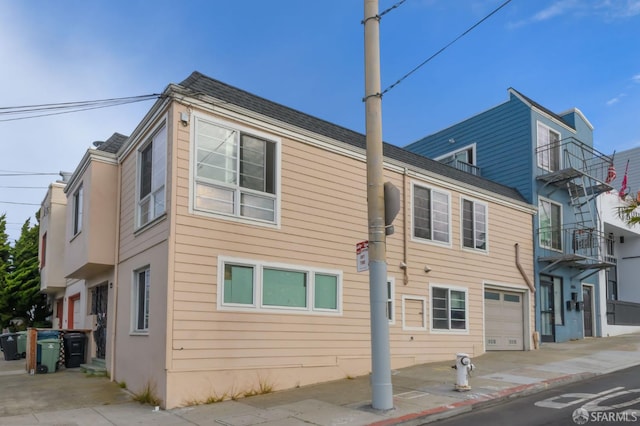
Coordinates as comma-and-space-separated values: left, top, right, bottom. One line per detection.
40, 71, 536, 408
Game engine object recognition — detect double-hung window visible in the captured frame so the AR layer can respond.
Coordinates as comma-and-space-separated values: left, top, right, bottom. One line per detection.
133, 267, 150, 332
462, 198, 487, 250
194, 118, 278, 223
220, 257, 340, 314
539, 198, 562, 251
72, 185, 83, 235
431, 286, 467, 331
537, 122, 561, 172
413, 184, 450, 243
138, 125, 167, 228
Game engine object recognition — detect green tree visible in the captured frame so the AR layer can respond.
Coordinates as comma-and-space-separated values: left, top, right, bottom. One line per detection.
1, 216, 50, 328
0, 214, 11, 328
617, 195, 640, 227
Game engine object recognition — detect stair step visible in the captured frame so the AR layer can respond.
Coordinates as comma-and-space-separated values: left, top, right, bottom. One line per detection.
80, 362, 108, 377
91, 358, 106, 368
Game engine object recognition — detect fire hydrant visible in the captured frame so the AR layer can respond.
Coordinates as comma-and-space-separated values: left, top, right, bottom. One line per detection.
452, 353, 474, 391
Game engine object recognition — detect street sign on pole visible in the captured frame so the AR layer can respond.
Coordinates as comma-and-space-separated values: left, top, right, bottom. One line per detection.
356, 241, 369, 272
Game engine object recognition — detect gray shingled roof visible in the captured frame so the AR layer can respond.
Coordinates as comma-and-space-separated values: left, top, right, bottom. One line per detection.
178, 71, 527, 203
97, 132, 128, 154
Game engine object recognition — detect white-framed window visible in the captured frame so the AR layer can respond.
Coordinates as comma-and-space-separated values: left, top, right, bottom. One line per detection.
412, 183, 450, 244
435, 143, 476, 165
536, 122, 561, 172
193, 116, 279, 224
539, 197, 562, 251
430, 284, 467, 332
72, 185, 83, 235
461, 198, 487, 251
402, 295, 427, 331
218, 257, 341, 315
387, 278, 395, 325
133, 267, 150, 333
137, 124, 167, 228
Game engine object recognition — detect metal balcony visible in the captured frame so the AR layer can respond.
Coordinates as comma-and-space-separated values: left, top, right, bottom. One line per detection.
535, 137, 613, 196
441, 158, 481, 176
537, 225, 615, 272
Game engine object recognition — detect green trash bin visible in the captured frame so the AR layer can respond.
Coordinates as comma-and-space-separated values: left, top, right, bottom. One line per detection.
38, 338, 61, 374
16, 331, 27, 358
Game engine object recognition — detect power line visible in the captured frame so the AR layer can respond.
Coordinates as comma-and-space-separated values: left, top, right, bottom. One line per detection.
380, 0, 407, 18
381, 0, 513, 96
0, 94, 161, 122
0, 201, 41, 206
0, 186, 48, 189
0, 172, 59, 177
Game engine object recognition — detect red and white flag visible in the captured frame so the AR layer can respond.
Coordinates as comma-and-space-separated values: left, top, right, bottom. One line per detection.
619, 159, 630, 199
605, 163, 616, 184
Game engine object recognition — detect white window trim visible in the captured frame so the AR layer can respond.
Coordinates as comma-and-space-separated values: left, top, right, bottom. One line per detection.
217, 256, 342, 316
538, 196, 563, 252
189, 113, 282, 228
429, 283, 469, 334
536, 121, 562, 172
387, 277, 395, 325
401, 295, 427, 331
411, 181, 452, 247
460, 196, 489, 253
131, 266, 150, 335
434, 142, 476, 165
135, 119, 168, 230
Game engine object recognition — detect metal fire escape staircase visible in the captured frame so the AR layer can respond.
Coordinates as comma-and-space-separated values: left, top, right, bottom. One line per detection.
537, 138, 615, 276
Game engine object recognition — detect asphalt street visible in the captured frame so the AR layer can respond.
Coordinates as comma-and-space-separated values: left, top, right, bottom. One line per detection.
429, 365, 640, 426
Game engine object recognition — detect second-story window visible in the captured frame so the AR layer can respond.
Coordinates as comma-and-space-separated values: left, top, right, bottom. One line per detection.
539, 198, 562, 250
462, 198, 487, 250
137, 125, 167, 228
72, 185, 83, 235
537, 122, 561, 172
413, 184, 450, 244
194, 117, 278, 224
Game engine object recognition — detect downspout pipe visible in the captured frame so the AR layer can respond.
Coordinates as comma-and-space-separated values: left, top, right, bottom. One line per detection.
109, 162, 122, 382
515, 243, 535, 293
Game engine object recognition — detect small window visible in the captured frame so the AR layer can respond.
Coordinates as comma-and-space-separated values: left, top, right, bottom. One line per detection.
413, 184, 450, 244
138, 125, 167, 228
484, 291, 500, 300
40, 233, 47, 268
539, 198, 562, 251
223, 264, 254, 305
462, 198, 487, 250
133, 267, 150, 332
431, 286, 467, 331
72, 185, 83, 235
315, 274, 338, 310
504, 294, 520, 303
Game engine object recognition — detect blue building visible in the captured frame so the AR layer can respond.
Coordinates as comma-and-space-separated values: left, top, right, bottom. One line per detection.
406, 88, 614, 343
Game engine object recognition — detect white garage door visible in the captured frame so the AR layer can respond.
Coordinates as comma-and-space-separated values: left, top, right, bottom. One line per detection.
485, 289, 524, 350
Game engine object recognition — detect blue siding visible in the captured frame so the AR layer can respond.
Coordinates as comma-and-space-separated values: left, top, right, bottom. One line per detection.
406, 92, 534, 202
407, 89, 601, 344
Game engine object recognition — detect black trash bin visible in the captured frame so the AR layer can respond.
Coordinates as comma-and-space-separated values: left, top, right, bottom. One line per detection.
0, 333, 20, 361
62, 333, 87, 368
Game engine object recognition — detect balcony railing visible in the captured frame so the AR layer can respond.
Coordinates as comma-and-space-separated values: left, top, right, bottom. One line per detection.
537, 225, 614, 269
535, 137, 613, 186
441, 159, 481, 176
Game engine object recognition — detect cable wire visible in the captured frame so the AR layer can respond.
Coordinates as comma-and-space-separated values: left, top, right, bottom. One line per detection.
0, 94, 161, 122
381, 0, 513, 96
380, 0, 407, 18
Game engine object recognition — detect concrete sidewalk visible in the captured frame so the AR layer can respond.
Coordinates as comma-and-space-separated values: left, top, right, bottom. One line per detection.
1, 332, 639, 425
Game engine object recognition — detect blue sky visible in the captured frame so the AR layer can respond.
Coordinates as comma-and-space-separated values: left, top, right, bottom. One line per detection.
1, 0, 639, 241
